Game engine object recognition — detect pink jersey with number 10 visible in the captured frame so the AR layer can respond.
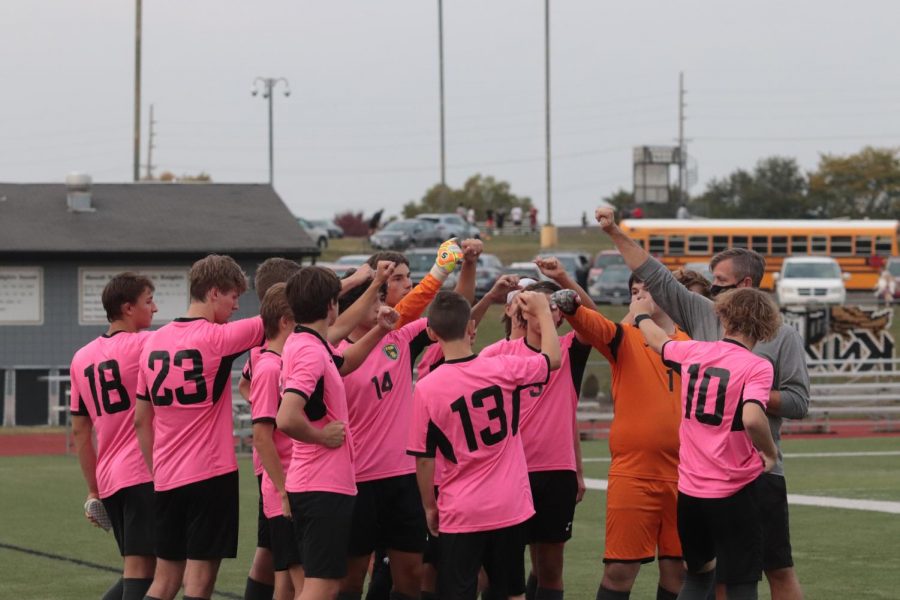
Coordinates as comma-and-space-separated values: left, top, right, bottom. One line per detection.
661, 338, 774, 499
70, 331, 153, 499
136, 316, 263, 491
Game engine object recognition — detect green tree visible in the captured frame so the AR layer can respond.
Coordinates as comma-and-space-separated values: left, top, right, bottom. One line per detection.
808, 147, 900, 218
690, 156, 808, 218
402, 174, 532, 219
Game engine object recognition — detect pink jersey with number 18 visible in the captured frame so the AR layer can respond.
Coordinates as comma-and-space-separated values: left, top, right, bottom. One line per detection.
70, 331, 153, 499
136, 316, 263, 491
661, 338, 774, 499
407, 352, 550, 533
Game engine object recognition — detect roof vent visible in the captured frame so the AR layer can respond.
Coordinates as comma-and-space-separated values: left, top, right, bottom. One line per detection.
66, 172, 94, 212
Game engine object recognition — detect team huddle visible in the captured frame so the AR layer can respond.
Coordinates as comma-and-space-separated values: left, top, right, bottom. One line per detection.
69, 207, 809, 600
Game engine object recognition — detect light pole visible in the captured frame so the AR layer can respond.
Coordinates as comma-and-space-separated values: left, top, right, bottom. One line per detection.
540, 0, 557, 248
251, 77, 291, 185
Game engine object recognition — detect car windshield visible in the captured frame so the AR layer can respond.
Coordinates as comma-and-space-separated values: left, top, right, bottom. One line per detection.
406, 253, 434, 271
888, 261, 900, 276
335, 255, 368, 266
594, 253, 624, 268
384, 221, 420, 232
598, 267, 630, 284
783, 262, 841, 279
479, 255, 502, 269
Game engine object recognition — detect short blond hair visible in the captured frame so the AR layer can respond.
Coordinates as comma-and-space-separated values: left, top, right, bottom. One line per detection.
189, 254, 248, 301
714, 288, 781, 343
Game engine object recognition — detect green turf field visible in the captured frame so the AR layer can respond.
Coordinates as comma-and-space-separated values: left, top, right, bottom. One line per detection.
1, 436, 898, 599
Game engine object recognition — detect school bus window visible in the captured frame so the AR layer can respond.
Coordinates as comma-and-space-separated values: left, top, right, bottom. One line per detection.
791, 236, 808, 254
649, 236, 665, 254
811, 236, 828, 254
668, 235, 685, 255
771, 236, 788, 255
712, 235, 729, 253
688, 235, 709, 254
854, 236, 872, 256
731, 235, 748, 249
831, 236, 852, 256
752, 236, 769, 254
875, 236, 893, 255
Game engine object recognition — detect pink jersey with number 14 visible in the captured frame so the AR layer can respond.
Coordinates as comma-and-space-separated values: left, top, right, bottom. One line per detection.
661, 338, 774, 499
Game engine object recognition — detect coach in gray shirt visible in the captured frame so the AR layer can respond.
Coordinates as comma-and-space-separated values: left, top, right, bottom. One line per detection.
595, 207, 808, 600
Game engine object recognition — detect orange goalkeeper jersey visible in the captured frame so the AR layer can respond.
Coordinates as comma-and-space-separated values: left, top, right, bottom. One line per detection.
394, 273, 443, 329
567, 306, 688, 482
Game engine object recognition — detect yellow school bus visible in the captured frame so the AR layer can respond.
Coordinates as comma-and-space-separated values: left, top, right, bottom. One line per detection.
619, 219, 900, 290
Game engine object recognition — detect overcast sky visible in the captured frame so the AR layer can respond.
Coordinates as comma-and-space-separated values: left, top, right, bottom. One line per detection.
2, 1, 898, 225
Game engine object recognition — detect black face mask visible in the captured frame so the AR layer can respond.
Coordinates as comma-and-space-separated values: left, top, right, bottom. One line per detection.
710, 283, 739, 297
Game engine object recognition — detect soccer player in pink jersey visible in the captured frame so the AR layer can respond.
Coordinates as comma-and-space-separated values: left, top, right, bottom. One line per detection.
275, 266, 400, 600
134, 254, 265, 600
407, 290, 562, 600
70, 273, 158, 600
632, 288, 781, 600
479, 261, 592, 600
249, 283, 300, 600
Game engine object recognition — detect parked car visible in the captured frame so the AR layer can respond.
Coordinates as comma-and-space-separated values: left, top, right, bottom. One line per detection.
589, 264, 632, 304
310, 219, 344, 239
444, 253, 505, 298
504, 262, 553, 283
537, 251, 590, 288
588, 250, 625, 286
369, 219, 442, 250
775, 256, 847, 306
405, 247, 440, 285
297, 217, 330, 249
683, 261, 713, 282
415, 213, 480, 240
334, 254, 371, 267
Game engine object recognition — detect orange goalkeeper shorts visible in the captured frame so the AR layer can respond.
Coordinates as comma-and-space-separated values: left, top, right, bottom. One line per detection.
603, 475, 681, 563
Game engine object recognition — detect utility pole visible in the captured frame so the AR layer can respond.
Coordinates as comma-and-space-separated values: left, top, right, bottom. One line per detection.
438, 0, 446, 190
252, 77, 291, 185
145, 103, 156, 180
133, 0, 142, 182
678, 71, 686, 199
544, 0, 552, 226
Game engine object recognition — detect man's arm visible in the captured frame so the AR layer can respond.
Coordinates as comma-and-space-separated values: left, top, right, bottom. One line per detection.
470, 275, 519, 328
759, 326, 810, 419
454, 239, 483, 304
253, 422, 290, 518
238, 376, 251, 402
415, 457, 439, 537
572, 416, 586, 503
133, 400, 154, 474
535, 257, 598, 313
743, 402, 778, 472
595, 206, 716, 339
276, 391, 346, 447
394, 238, 464, 328
338, 307, 399, 375
72, 415, 99, 497
329, 261, 395, 345
517, 292, 561, 370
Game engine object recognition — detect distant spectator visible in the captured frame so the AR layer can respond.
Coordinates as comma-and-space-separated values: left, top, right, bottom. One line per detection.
496, 210, 507, 234
368, 209, 384, 236
467, 207, 476, 226
674, 268, 711, 298
456, 203, 467, 219
875, 269, 896, 306
529, 206, 538, 233
677, 204, 690, 219
511, 205, 523, 233
486, 209, 495, 235
581, 211, 589, 234
631, 206, 644, 219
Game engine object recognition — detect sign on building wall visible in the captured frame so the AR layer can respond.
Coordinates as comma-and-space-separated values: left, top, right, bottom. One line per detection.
79, 268, 189, 325
0, 267, 43, 325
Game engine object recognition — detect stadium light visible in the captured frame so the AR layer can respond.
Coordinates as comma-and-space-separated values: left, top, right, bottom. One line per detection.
251, 77, 291, 186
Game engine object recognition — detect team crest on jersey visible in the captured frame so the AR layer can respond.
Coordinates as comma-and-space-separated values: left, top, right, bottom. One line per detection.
382, 343, 399, 360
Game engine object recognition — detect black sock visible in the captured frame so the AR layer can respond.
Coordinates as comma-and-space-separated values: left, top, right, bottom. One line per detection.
102, 578, 124, 600
123, 578, 153, 600
724, 582, 757, 600
244, 577, 275, 600
526, 573, 538, 600
535, 587, 564, 600
656, 585, 679, 600
336, 593, 363, 600
388, 593, 416, 600
677, 570, 714, 599
596, 586, 631, 600
421, 593, 438, 600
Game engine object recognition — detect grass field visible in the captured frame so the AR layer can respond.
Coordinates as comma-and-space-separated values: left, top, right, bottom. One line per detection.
1, 436, 898, 599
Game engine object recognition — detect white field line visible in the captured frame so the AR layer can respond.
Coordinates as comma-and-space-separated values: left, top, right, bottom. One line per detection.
582, 450, 900, 463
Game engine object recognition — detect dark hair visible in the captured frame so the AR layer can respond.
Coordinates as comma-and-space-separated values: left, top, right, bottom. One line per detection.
367, 251, 409, 269
627, 273, 644, 291
337, 269, 387, 314
102, 272, 154, 322
427, 291, 471, 342
714, 288, 781, 343
524, 280, 561, 295
286, 266, 342, 324
710, 248, 766, 288
674, 269, 711, 298
260, 283, 292, 340
189, 254, 248, 302
254, 257, 302, 301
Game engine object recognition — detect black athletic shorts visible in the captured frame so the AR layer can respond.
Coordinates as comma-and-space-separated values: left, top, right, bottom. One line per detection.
423, 486, 441, 566
756, 473, 794, 571
154, 470, 239, 561
288, 491, 355, 579
348, 473, 426, 556
677, 482, 763, 585
438, 522, 527, 600
526, 470, 577, 544
102, 481, 155, 557
268, 515, 302, 571
256, 474, 272, 550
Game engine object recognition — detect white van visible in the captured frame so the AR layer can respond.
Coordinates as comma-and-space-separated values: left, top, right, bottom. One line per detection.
775, 256, 847, 306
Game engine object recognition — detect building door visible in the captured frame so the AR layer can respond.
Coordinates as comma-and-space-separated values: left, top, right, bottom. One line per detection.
14, 369, 49, 426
